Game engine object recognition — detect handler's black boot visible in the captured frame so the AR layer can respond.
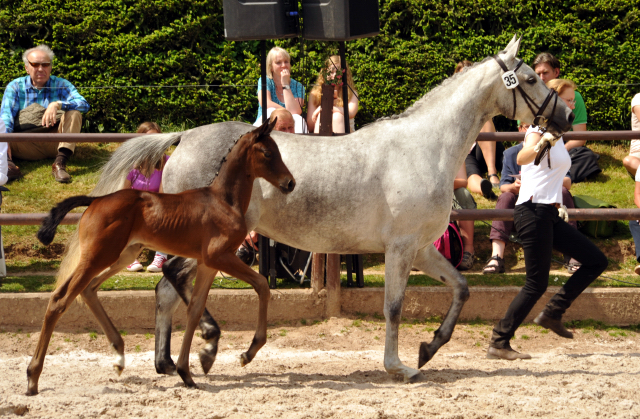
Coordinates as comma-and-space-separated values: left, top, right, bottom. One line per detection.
487, 344, 531, 360
534, 312, 573, 339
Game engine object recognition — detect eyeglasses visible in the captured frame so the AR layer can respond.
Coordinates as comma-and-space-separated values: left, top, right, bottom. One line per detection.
561, 97, 576, 105
28, 61, 51, 69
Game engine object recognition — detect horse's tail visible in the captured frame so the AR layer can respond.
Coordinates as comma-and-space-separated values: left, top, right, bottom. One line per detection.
56, 131, 183, 288
37, 196, 96, 246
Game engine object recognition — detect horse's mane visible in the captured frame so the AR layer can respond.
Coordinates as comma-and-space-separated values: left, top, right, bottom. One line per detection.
208, 131, 246, 185
363, 55, 495, 127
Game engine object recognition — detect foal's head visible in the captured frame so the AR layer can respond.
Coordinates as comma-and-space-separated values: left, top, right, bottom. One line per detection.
242, 118, 296, 194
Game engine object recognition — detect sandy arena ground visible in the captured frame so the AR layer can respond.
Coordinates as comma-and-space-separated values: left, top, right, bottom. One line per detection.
1, 317, 639, 418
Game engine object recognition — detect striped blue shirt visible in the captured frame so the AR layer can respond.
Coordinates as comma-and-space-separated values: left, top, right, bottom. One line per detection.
0, 75, 90, 133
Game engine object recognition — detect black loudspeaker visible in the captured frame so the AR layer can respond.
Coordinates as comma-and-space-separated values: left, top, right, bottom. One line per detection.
223, 0, 299, 41
301, 0, 380, 41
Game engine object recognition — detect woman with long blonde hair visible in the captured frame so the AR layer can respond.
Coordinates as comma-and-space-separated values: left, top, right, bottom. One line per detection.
307, 55, 358, 133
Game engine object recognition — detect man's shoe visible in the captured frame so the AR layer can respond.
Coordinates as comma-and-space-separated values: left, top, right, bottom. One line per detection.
486, 346, 531, 360
534, 312, 573, 339
7, 161, 22, 181
52, 162, 71, 183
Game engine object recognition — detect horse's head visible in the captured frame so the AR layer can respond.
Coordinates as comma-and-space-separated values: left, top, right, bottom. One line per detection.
494, 35, 574, 136
246, 118, 296, 194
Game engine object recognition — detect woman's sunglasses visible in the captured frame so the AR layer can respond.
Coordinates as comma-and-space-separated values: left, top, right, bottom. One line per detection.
28, 61, 51, 69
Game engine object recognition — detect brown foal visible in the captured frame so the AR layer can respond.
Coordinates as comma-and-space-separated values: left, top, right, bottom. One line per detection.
27, 119, 295, 395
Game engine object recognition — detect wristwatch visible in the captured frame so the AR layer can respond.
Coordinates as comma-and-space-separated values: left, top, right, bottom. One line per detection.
56, 101, 63, 109
282, 85, 291, 91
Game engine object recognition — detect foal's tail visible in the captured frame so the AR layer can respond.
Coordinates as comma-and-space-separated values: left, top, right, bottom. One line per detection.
37, 196, 96, 246
56, 131, 183, 287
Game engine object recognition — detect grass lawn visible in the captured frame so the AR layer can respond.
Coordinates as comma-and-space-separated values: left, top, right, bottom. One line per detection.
1, 131, 639, 292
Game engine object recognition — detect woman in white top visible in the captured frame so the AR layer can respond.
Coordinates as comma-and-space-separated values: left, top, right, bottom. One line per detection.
487, 79, 608, 360
622, 92, 640, 177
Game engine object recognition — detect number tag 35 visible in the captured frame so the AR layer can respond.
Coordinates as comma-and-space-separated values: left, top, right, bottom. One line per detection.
501, 71, 519, 89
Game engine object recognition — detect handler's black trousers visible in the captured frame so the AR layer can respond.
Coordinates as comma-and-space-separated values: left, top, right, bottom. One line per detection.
490, 201, 608, 349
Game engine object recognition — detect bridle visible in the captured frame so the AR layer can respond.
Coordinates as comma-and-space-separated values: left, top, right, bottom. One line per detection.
492, 54, 558, 127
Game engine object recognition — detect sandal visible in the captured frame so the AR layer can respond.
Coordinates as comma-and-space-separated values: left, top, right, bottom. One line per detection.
488, 173, 500, 189
457, 251, 475, 271
482, 255, 505, 274
565, 262, 582, 274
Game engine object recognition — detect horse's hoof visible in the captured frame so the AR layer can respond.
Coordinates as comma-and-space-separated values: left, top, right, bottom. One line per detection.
418, 342, 436, 369
155, 359, 177, 376
239, 353, 250, 367
25, 387, 38, 396
404, 371, 423, 384
199, 350, 216, 375
113, 364, 124, 376
177, 369, 198, 389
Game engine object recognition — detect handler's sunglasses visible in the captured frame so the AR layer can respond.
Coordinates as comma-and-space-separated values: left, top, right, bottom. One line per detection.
28, 61, 51, 69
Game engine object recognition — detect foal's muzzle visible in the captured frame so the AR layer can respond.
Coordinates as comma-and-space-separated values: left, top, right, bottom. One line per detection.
280, 178, 296, 194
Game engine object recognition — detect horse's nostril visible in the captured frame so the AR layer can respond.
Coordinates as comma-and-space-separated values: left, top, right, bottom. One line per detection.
287, 179, 296, 192
568, 112, 575, 124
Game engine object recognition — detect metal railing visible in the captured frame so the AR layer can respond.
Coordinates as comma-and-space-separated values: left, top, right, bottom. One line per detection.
1, 130, 639, 225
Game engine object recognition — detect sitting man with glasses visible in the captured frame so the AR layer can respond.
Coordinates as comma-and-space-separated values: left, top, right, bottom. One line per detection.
0, 44, 90, 183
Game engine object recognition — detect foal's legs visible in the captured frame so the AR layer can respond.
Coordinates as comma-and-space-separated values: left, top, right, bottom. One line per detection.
175, 254, 270, 388
412, 245, 470, 368
175, 264, 219, 388
81, 244, 144, 375
382, 244, 421, 382
26, 263, 115, 395
161, 256, 221, 374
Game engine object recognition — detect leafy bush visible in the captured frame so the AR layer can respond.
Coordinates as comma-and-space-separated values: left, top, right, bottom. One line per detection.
1, 0, 638, 132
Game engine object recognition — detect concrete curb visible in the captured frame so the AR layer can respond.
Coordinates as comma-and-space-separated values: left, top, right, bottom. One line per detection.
0, 287, 638, 331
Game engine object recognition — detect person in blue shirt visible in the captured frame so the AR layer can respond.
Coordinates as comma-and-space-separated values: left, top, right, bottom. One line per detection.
0, 44, 90, 183
254, 47, 305, 130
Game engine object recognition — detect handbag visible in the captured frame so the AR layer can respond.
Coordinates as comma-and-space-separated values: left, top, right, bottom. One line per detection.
572, 195, 616, 238
568, 146, 602, 183
433, 222, 464, 268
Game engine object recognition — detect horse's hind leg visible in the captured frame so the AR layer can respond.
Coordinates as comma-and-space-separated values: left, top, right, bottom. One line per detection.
412, 245, 470, 368
382, 244, 422, 382
81, 244, 144, 375
161, 256, 221, 375
26, 265, 109, 395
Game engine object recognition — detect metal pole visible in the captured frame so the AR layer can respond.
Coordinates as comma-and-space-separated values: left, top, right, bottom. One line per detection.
258, 40, 273, 285
339, 41, 349, 134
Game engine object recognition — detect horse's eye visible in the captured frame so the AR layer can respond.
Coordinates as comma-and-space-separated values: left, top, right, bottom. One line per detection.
262, 149, 272, 158
526, 76, 536, 84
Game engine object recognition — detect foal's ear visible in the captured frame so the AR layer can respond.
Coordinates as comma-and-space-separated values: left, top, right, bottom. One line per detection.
254, 117, 276, 142
502, 34, 522, 61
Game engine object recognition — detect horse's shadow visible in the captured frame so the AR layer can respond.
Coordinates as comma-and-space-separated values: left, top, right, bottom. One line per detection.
153, 352, 640, 393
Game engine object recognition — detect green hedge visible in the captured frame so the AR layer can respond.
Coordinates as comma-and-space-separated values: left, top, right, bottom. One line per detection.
1, 0, 639, 133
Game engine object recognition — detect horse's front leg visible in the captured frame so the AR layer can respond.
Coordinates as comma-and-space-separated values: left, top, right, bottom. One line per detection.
175, 264, 218, 388
209, 252, 270, 366
161, 256, 221, 374
382, 243, 422, 383
412, 244, 470, 368
81, 245, 143, 375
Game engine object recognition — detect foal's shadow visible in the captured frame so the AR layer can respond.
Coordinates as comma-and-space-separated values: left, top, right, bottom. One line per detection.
165, 352, 640, 393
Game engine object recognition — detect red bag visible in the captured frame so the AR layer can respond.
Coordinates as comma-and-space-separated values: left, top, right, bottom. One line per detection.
433, 222, 464, 268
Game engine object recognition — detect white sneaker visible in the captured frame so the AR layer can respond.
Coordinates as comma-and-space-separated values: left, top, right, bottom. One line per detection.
147, 254, 167, 272
127, 260, 143, 272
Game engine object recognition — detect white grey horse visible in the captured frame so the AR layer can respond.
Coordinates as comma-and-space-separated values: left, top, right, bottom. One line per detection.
57, 36, 573, 383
